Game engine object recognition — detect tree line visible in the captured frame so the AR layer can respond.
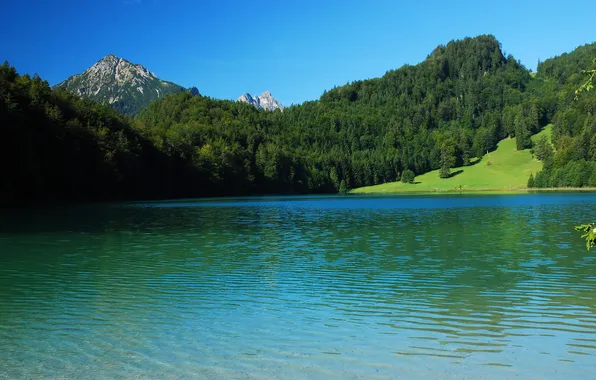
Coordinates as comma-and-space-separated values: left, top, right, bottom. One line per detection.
1, 35, 595, 203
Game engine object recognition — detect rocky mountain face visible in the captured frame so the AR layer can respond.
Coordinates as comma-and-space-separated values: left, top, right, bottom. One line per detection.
237, 91, 285, 111
55, 55, 188, 116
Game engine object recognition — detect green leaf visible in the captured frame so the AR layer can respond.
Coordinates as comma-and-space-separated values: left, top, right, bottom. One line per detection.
576, 223, 596, 250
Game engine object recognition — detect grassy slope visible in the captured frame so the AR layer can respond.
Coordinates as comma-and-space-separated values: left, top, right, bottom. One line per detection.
352, 125, 552, 194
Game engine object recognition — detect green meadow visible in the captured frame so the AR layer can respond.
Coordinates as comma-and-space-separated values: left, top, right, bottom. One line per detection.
351, 125, 552, 194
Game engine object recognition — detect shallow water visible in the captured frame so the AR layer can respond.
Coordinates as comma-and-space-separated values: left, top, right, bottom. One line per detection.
1, 194, 596, 379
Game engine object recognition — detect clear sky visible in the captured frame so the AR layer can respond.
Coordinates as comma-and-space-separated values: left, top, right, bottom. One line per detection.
1, 0, 594, 106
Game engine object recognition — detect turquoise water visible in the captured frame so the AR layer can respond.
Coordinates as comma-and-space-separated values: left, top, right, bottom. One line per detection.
1, 194, 595, 379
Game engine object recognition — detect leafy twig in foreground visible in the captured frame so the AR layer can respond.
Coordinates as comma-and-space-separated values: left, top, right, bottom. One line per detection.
575, 223, 596, 250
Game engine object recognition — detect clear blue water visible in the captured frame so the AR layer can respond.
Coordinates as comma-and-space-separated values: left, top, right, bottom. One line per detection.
1, 194, 595, 379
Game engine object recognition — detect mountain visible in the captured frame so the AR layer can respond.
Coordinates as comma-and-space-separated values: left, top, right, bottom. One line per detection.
237, 91, 285, 111
4, 35, 596, 203
54, 54, 188, 116
139, 35, 533, 193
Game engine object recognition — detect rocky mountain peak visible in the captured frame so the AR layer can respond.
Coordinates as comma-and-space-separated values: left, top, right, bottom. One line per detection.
237, 91, 284, 111
238, 93, 252, 102
55, 55, 187, 116
99, 54, 119, 63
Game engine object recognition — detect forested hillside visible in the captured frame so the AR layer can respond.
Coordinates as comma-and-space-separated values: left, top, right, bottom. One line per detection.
136, 35, 543, 193
0, 62, 198, 202
527, 43, 596, 187
1, 35, 595, 203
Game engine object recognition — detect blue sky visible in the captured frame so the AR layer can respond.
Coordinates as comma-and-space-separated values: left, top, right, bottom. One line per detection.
1, 0, 594, 106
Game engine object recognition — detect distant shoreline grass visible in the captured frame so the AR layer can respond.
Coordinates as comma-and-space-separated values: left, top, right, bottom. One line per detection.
350, 187, 596, 195
350, 125, 560, 195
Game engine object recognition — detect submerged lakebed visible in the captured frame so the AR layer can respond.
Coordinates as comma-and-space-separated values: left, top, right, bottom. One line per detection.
0, 194, 595, 379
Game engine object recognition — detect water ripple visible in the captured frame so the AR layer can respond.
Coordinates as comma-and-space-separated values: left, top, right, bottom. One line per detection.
1, 194, 596, 379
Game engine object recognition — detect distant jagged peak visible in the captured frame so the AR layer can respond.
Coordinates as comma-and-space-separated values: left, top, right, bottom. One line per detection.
238, 92, 253, 102
237, 91, 284, 111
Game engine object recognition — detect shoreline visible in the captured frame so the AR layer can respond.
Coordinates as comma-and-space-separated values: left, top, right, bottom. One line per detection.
350, 187, 596, 195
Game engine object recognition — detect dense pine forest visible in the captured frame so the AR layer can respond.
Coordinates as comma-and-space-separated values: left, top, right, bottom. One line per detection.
1, 35, 595, 203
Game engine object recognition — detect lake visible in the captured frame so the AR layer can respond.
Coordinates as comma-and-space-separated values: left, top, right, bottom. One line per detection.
1, 194, 595, 379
